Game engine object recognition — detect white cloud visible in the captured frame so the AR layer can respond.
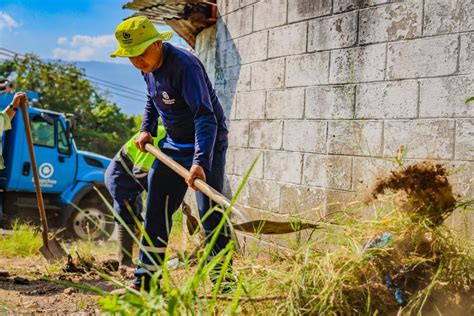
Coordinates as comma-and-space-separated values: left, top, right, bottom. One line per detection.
53, 46, 95, 61
57, 36, 68, 45
70, 35, 115, 48
0, 11, 20, 30
53, 34, 123, 63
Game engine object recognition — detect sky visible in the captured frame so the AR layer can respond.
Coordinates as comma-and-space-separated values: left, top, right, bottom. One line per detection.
0, 0, 188, 114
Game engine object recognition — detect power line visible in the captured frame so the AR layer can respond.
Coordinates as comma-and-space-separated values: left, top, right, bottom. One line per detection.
0, 48, 146, 97
0, 49, 147, 102
86, 75, 145, 95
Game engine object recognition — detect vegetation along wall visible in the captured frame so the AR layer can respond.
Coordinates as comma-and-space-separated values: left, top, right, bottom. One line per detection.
195, 0, 473, 246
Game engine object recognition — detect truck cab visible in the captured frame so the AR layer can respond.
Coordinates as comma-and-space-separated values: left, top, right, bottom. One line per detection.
0, 92, 115, 240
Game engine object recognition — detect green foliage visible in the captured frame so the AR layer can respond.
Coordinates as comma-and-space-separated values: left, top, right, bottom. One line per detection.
0, 54, 135, 157
466, 96, 474, 104
0, 220, 42, 257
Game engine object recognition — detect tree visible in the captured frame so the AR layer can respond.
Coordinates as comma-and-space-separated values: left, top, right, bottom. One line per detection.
0, 54, 135, 157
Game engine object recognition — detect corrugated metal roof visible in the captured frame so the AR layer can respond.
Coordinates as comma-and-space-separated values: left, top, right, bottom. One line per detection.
123, 0, 188, 24
122, 0, 216, 48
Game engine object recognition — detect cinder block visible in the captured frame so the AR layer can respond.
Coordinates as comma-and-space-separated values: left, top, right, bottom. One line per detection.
305, 85, 355, 119
286, 52, 330, 87
253, 0, 287, 31
225, 146, 235, 174
288, 0, 332, 23
240, 0, 258, 7
330, 44, 386, 83
228, 120, 249, 148
247, 178, 281, 211
233, 148, 264, 178
268, 22, 307, 58
264, 151, 303, 184
460, 33, 474, 74
249, 121, 283, 150
359, 1, 422, 44
356, 80, 418, 119
303, 154, 353, 190
351, 157, 397, 192
266, 88, 305, 119
325, 189, 359, 215
219, 0, 240, 15
216, 39, 240, 68
387, 35, 458, 79
308, 11, 358, 51
280, 184, 326, 219
328, 120, 383, 156
282, 120, 327, 153
221, 64, 240, 81
227, 94, 237, 120
226, 5, 253, 38
333, 0, 398, 13
455, 119, 474, 161
446, 161, 474, 197
227, 174, 250, 205
237, 30, 268, 63
251, 58, 285, 90
460, 0, 473, 32
236, 64, 252, 92
236, 90, 266, 119
383, 119, 455, 159
423, 0, 460, 35
419, 75, 474, 118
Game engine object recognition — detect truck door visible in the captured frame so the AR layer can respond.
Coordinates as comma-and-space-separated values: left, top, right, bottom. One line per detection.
16, 113, 77, 193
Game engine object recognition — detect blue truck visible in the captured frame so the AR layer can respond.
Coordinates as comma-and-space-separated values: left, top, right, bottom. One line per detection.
0, 92, 114, 240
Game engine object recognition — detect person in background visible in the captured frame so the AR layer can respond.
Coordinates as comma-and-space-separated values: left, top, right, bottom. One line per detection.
0, 91, 27, 170
104, 124, 166, 267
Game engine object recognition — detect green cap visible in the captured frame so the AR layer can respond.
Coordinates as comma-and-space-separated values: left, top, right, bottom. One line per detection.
111, 16, 173, 58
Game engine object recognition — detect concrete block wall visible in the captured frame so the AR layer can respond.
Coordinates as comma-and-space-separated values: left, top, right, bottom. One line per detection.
208, 0, 473, 236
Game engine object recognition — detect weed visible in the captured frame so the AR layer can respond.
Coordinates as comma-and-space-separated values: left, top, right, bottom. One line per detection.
0, 220, 42, 257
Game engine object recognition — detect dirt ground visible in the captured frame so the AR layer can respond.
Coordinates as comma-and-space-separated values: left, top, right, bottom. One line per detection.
0, 254, 116, 315
0, 225, 195, 315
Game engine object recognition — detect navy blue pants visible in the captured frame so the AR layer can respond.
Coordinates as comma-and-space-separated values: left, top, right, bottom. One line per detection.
134, 140, 231, 288
104, 154, 146, 226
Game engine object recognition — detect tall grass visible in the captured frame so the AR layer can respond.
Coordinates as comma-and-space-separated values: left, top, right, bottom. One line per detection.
0, 219, 43, 257
59, 157, 473, 315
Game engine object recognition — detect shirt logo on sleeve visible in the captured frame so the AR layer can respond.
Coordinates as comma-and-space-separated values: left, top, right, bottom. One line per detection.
162, 91, 175, 105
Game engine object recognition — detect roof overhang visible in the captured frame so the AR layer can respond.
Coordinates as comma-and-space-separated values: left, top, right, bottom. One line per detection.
122, 0, 217, 48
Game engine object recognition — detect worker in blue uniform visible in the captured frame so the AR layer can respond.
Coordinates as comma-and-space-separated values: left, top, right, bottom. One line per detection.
111, 16, 232, 291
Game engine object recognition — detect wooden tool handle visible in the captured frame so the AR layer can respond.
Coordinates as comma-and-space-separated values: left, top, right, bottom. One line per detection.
21, 103, 49, 244
145, 143, 238, 215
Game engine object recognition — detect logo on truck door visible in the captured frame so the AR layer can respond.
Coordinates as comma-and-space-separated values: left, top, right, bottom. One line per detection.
32, 162, 57, 189
39, 163, 54, 179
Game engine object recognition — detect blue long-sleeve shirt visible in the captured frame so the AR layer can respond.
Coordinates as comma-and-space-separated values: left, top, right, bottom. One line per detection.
140, 43, 228, 172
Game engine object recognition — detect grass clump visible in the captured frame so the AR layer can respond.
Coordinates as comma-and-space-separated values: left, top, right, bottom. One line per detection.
0, 219, 42, 257
245, 207, 473, 315
59, 161, 473, 315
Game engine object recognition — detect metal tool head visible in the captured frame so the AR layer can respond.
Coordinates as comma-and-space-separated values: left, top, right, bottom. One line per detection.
39, 237, 67, 262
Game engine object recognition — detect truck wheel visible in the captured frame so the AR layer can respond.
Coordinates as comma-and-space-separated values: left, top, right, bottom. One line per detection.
66, 199, 115, 241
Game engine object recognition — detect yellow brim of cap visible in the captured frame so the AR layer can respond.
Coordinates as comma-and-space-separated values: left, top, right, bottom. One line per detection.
110, 31, 173, 58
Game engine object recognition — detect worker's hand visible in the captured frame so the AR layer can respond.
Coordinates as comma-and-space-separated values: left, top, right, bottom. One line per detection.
134, 131, 153, 153
186, 164, 206, 191
11, 92, 28, 109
